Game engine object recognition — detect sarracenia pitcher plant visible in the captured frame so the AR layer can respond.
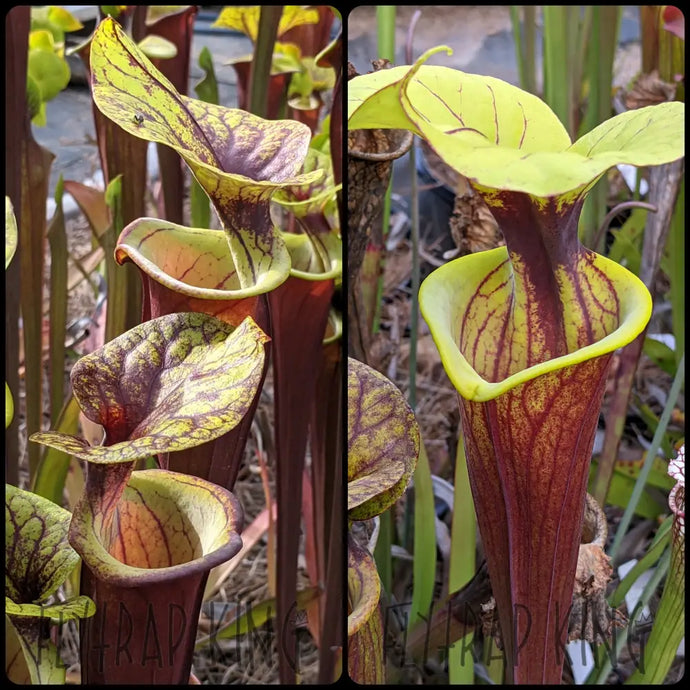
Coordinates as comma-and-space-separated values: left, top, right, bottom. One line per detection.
87, 16, 320, 491
30, 312, 268, 683
349, 46, 685, 684
347, 357, 421, 683
88, 16, 325, 493
88, 16, 342, 681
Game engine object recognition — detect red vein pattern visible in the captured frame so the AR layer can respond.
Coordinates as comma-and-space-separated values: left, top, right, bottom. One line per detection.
71, 469, 243, 684
461, 355, 611, 683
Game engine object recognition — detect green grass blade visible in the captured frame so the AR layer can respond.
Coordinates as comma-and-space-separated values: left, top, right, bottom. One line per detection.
664, 176, 684, 369
408, 442, 436, 631
586, 548, 671, 684
191, 46, 219, 228
542, 6, 577, 136
609, 515, 672, 608
195, 586, 320, 648
371, 5, 396, 335
248, 6, 283, 117
31, 395, 81, 505
510, 6, 536, 94
47, 176, 68, 426
376, 6, 396, 61
448, 433, 476, 684
102, 175, 127, 343
625, 535, 684, 683
578, 6, 621, 249
371, 7, 398, 601
609, 353, 685, 562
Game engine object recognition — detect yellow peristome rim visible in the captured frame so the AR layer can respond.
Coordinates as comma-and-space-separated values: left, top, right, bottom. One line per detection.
282, 231, 342, 282
71, 470, 242, 586
323, 308, 342, 345
419, 246, 652, 402
117, 220, 291, 300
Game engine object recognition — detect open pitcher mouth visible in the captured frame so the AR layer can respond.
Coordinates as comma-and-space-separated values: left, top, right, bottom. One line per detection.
116, 220, 290, 300
69, 469, 243, 588
420, 246, 652, 402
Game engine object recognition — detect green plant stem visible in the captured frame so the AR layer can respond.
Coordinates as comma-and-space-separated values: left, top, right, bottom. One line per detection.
578, 6, 620, 249
609, 353, 685, 562
47, 178, 68, 427
408, 443, 436, 633
510, 6, 536, 94
248, 6, 283, 118
586, 547, 671, 685
372, 5, 396, 335
625, 532, 684, 684
448, 433, 476, 684
377, 6, 396, 62
408, 142, 419, 411
666, 177, 684, 370
371, 7, 398, 598
609, 515, 672, 608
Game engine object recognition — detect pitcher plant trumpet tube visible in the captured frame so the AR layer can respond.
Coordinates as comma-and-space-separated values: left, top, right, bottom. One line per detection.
30, 312, 267, 683
348, 46, 684, 684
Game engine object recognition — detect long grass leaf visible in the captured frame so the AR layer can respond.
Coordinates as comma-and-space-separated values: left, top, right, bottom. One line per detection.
542, 6, 575, 135
31, 395, 81, 505
195, 587, 320, 648
608, 515, 672, 608
408, 442, 436, 631
625, 529, 684, 683
448, 434, 476, 684
370, 6, 399, 602
191, 46, 219, 228
373, 508, 393, 596
510, 6, 536, 94
248, 6, 283, 117
372, 5, 397, 335
47, 176, 68, 426
578, 6, 620, 250
586, 548, 671, 684
609, 353, 685, 561
102, 175, 127, 343
664, 177, 684, 369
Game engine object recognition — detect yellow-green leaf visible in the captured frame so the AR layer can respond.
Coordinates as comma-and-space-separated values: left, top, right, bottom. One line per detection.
5, 484, 79, 604
5, 615, 66, 685
213, 5, 319, 41
6, 595, 95, 623
90, 16, 321, 292
27, 44, 70, 102
31, 313, 269, 465
28, 28, 55, 52
137, 33, 177, 60
47, 6, 84, 32
348, 46, 685, 198
5, 383, 14, 429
